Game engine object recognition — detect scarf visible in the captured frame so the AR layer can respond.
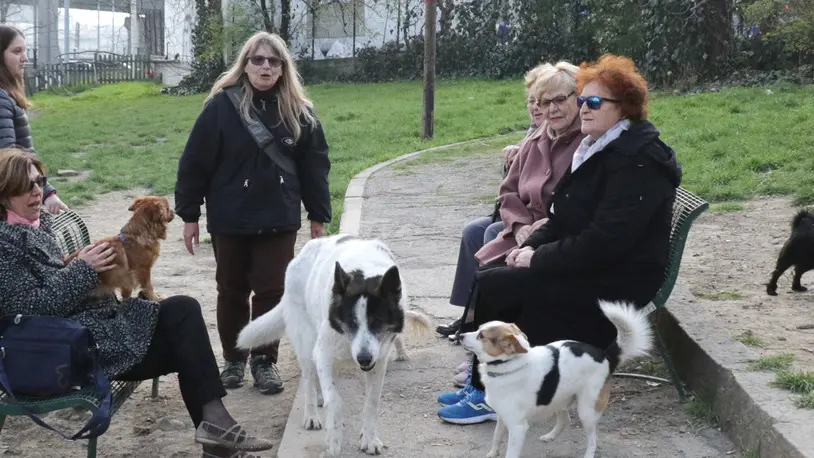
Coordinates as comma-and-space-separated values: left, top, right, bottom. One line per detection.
5, 208, 40, 228
571, 119, 631, 172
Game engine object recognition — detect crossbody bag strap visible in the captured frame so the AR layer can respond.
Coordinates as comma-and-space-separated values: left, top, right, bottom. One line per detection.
224, 86, 297, 175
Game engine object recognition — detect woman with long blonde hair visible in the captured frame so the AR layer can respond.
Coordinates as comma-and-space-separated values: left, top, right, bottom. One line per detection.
175, 31, 332, 395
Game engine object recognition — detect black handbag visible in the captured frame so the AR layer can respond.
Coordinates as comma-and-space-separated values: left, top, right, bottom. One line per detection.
0, 314, 112, 440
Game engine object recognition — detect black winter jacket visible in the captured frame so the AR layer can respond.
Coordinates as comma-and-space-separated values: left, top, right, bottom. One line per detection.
0, 88, 57, 198
174, 85, 331, 235
521, 120, 682, 283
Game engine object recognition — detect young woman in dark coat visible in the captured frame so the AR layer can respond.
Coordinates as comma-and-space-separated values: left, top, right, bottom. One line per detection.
437, 54, 682, 425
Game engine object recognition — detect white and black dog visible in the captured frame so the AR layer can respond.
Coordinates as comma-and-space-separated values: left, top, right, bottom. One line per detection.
236, 234, 431, 456
459, 300, 652, 458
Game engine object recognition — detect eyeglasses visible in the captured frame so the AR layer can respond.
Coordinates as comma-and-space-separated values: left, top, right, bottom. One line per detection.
29, 176, 47, 191
577, 95, 621, 110
536, 91, 576, 108
248, 55, 283, 67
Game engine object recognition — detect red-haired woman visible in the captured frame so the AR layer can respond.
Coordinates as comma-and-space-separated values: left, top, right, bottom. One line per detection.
437, 54, 682, 425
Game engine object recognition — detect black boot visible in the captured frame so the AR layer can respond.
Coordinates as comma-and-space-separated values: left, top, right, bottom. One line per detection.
436, 318, 462, 337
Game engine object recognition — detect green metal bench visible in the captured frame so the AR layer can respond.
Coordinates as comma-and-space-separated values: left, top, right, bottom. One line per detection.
614, 187, 709, 402
0, 210, 160, 457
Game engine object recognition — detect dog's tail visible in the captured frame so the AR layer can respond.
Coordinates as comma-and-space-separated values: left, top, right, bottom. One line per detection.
792, 209, 813, 231
402, 309, 433, 341
236, 304, 287, 350
599, 300, 653, 373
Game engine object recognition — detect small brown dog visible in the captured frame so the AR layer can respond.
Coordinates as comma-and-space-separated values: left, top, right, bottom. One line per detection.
66, 196, 175, 301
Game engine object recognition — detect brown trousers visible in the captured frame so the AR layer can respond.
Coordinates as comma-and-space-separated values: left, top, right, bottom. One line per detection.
211, 232, 297, 363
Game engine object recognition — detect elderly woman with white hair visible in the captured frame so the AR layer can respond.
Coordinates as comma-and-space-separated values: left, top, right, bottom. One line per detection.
175, 31, 331, 396
436, 63, 557, 339
439, 61, 585, 390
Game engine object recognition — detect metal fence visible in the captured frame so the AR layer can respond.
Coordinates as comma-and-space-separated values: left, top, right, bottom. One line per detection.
24, 54, 156, 95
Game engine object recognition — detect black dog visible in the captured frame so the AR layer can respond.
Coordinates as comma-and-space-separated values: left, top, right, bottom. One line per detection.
767, 209, 814, 295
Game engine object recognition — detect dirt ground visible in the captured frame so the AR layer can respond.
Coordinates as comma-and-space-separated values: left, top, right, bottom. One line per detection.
681, 196, 814, 372
0, 188, 809, 457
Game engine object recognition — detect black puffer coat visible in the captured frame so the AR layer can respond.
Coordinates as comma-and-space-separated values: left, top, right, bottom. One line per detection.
0, 88, 57, 198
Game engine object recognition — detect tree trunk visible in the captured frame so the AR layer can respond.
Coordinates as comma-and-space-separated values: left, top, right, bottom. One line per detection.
396, 0, 401, 47
423, 0, 436, 139
438, 0, 454, 36
259, 0, 274, 33
281, 0, 291, 42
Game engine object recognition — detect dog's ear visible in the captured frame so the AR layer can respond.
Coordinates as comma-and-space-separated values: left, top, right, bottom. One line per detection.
379, 265, 402, 297
509, 323, 528, 342
499, 333, 528, 355
128, 196, 146, 212
145, 200, 167, 222
333, 261, 351, 295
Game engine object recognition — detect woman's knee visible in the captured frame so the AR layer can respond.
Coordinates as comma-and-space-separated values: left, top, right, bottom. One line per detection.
483, 221, 505, 243
462, 217, 490, 245
158, 295, 204, 324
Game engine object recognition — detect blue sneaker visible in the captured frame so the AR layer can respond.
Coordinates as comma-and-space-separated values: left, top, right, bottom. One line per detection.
438, 383, 474, 407
438, 387, 497, 424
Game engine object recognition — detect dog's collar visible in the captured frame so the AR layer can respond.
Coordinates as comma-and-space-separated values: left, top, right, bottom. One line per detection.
486, 358, 512, 366
486, 363, 528, 378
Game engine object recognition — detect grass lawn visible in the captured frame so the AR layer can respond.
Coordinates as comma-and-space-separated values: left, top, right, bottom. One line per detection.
30, 80, 529, 233
28, 80, 814, 234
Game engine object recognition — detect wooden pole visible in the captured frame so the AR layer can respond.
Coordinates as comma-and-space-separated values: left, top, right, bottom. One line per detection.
422, 0, 436, 139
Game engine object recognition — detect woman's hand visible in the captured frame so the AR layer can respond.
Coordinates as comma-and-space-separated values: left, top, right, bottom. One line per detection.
506, 246, 534, 268
76, 242, 117, 272
502, 145, 520, 170
310, 221, 325, 239
184, 222, 200, 255
514, 224, 533, 246
44, 194, 69, 214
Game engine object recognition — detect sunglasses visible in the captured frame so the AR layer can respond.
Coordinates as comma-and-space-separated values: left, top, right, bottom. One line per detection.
29, 175, 47, 191
248, 56, 283, 67
577, 96, 621, 110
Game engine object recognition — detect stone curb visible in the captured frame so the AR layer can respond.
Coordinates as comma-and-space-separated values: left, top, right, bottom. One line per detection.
276, 133, 521, 457
657, 284, 814, 457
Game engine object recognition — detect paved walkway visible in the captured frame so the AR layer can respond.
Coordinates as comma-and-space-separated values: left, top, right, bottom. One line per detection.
278, 144, 741, 457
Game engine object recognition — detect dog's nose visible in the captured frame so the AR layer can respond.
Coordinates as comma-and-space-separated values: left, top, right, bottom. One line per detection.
357, 351, 373, 369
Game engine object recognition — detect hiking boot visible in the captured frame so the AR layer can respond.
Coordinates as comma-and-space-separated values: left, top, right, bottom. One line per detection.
220, 360, 246, 389
250, 355, 283, 395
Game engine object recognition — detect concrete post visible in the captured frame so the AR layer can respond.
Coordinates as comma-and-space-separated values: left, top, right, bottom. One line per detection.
35, 0, 60, 64
63, 0, 70, 55
130, 0, 139, 54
